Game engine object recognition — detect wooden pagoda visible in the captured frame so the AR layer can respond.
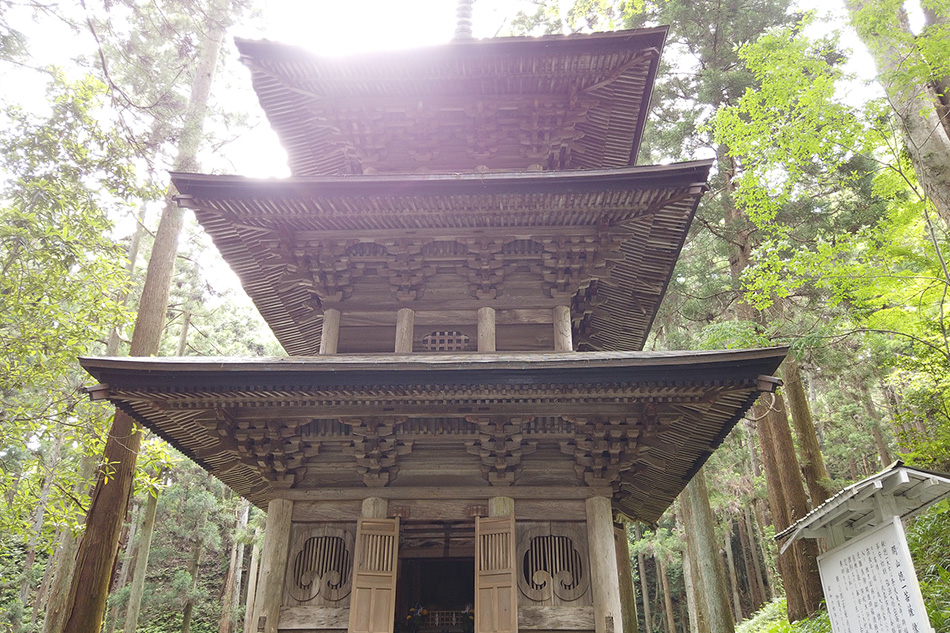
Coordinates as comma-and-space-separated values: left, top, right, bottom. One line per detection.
81, 28, 786, 633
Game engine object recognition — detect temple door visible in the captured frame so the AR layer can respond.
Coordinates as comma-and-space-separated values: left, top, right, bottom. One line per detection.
475, 514, 517, 633
348, 517, 399, 633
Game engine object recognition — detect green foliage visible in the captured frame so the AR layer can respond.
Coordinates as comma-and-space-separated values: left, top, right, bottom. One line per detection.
712, 14, 950, 469
906, 502, 950, 629
0, 74, 151, 552
737, 599, 832, 633
0, 75, 137, 416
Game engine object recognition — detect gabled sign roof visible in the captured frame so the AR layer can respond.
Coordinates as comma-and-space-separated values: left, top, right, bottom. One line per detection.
776, 462, 950, 553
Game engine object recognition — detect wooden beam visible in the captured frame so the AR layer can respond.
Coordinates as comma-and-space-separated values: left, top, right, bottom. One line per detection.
553, 305, 573, 352
284, 486, 613, 502
252, 498, 293, 633
478, 307, 496, 352
329, 308, 554, 327
319, 308, 340, 355
489, 496, 514, 517
587, 496, 623, 633
395, 308, 414, 353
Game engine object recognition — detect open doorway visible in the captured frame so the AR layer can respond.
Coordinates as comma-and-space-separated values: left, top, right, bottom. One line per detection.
396, 521, 476, 631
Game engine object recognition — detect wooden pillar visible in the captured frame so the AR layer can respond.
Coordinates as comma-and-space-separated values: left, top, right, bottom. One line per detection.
319, 308, 340, 355
251, 498, 293, 633
587, 496, 623, 633
478, 306, 496, 352
614, 524, 639, 633
553, 305, 572, 352
362, 496, 389, 519
395, 308, 414, 353
488, 496, 514, 518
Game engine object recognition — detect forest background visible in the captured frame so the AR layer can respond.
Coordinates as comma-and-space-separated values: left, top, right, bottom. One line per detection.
1, 0, 948, 632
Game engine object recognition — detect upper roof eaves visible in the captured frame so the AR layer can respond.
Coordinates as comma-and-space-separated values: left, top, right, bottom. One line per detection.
235, 27, 669, 176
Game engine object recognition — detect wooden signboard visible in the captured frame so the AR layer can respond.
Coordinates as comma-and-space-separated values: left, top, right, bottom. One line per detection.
818, 516, 933, 633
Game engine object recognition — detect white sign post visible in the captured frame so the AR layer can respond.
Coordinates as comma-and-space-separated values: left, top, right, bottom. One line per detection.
818, 516, 934, 633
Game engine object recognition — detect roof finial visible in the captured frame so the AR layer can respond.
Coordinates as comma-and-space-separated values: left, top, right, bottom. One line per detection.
454, 0, 474, 39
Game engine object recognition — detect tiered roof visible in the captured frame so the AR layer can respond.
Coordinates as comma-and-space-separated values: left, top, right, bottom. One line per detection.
82, 348, 786, 523
235, 29, 667, 175
83, 28, 785, 522
172, 162, 711, 354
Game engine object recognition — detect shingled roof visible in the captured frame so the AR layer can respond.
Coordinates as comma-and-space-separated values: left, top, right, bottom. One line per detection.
235, 28, 667, 175
172, 161, 712, 355
81, 347, 787, 523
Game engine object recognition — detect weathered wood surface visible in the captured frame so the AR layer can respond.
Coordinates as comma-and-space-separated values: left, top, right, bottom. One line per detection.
170, 164, 713, 356
477, 307, 496, 352
476, 514, 518, 633
394, 308, 414, 353
289, 487, 611, 501
586, 497, 623, 633
291, 498, 585, 522
516, 521, 591, 607
518, 606, 595, 629
254, 499, 293, 633
278, 606, 348, 629
614, 525, 638, 633
291, 501, 361, 522
348, 518, 399, 633
553, 306, 573, 352
318, 309, 340, 355
81, 349, 786, 522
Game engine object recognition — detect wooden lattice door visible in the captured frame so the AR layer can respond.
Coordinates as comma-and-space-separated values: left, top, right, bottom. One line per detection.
475, 515, 517, 633
348, 517, 399, 633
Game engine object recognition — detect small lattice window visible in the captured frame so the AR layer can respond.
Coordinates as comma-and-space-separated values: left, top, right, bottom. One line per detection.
421, 330, 473, 352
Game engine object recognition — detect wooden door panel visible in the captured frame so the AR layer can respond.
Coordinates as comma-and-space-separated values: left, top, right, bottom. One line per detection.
348, 518, 399, 633
475, 515, 517, 633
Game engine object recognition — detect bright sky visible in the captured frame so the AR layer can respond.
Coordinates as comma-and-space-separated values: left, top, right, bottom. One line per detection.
217, 0, 539, 177
240, 0, 535, 55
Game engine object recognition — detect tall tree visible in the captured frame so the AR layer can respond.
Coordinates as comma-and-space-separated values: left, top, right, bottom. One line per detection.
680, 469, 734, 633
844, 0, 950, 226
60, 1, 234, 630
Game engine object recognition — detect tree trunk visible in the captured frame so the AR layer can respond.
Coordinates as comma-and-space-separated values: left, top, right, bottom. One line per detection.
42, 451, 96, 633
242, 530, 261, 633
181, 523, 207, 633
634, 524, 652, 633
737, 507, 765, 611
858, 381, 893, 466
17, 433, 64, 632
60, 7, 229, 631
105, 500, 142, 633
722, 524, 742, 623
106, 204, 148, 356
921, 4, 950, 136
845, 0, 950, 226
755, 402, 804, 619
764, 395, 823, 620
219, 500, 250, 633
658, 557, 676, 633
679, 469, 734, 633
782, 359, 831, 506
123, 488, 160, 633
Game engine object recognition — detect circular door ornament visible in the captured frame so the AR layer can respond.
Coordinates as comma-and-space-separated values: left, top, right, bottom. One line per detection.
289, 529, 353, 602
517, 526, 589, 602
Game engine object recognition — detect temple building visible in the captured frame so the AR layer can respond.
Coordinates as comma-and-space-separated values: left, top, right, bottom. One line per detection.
81, 27, 786, 633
